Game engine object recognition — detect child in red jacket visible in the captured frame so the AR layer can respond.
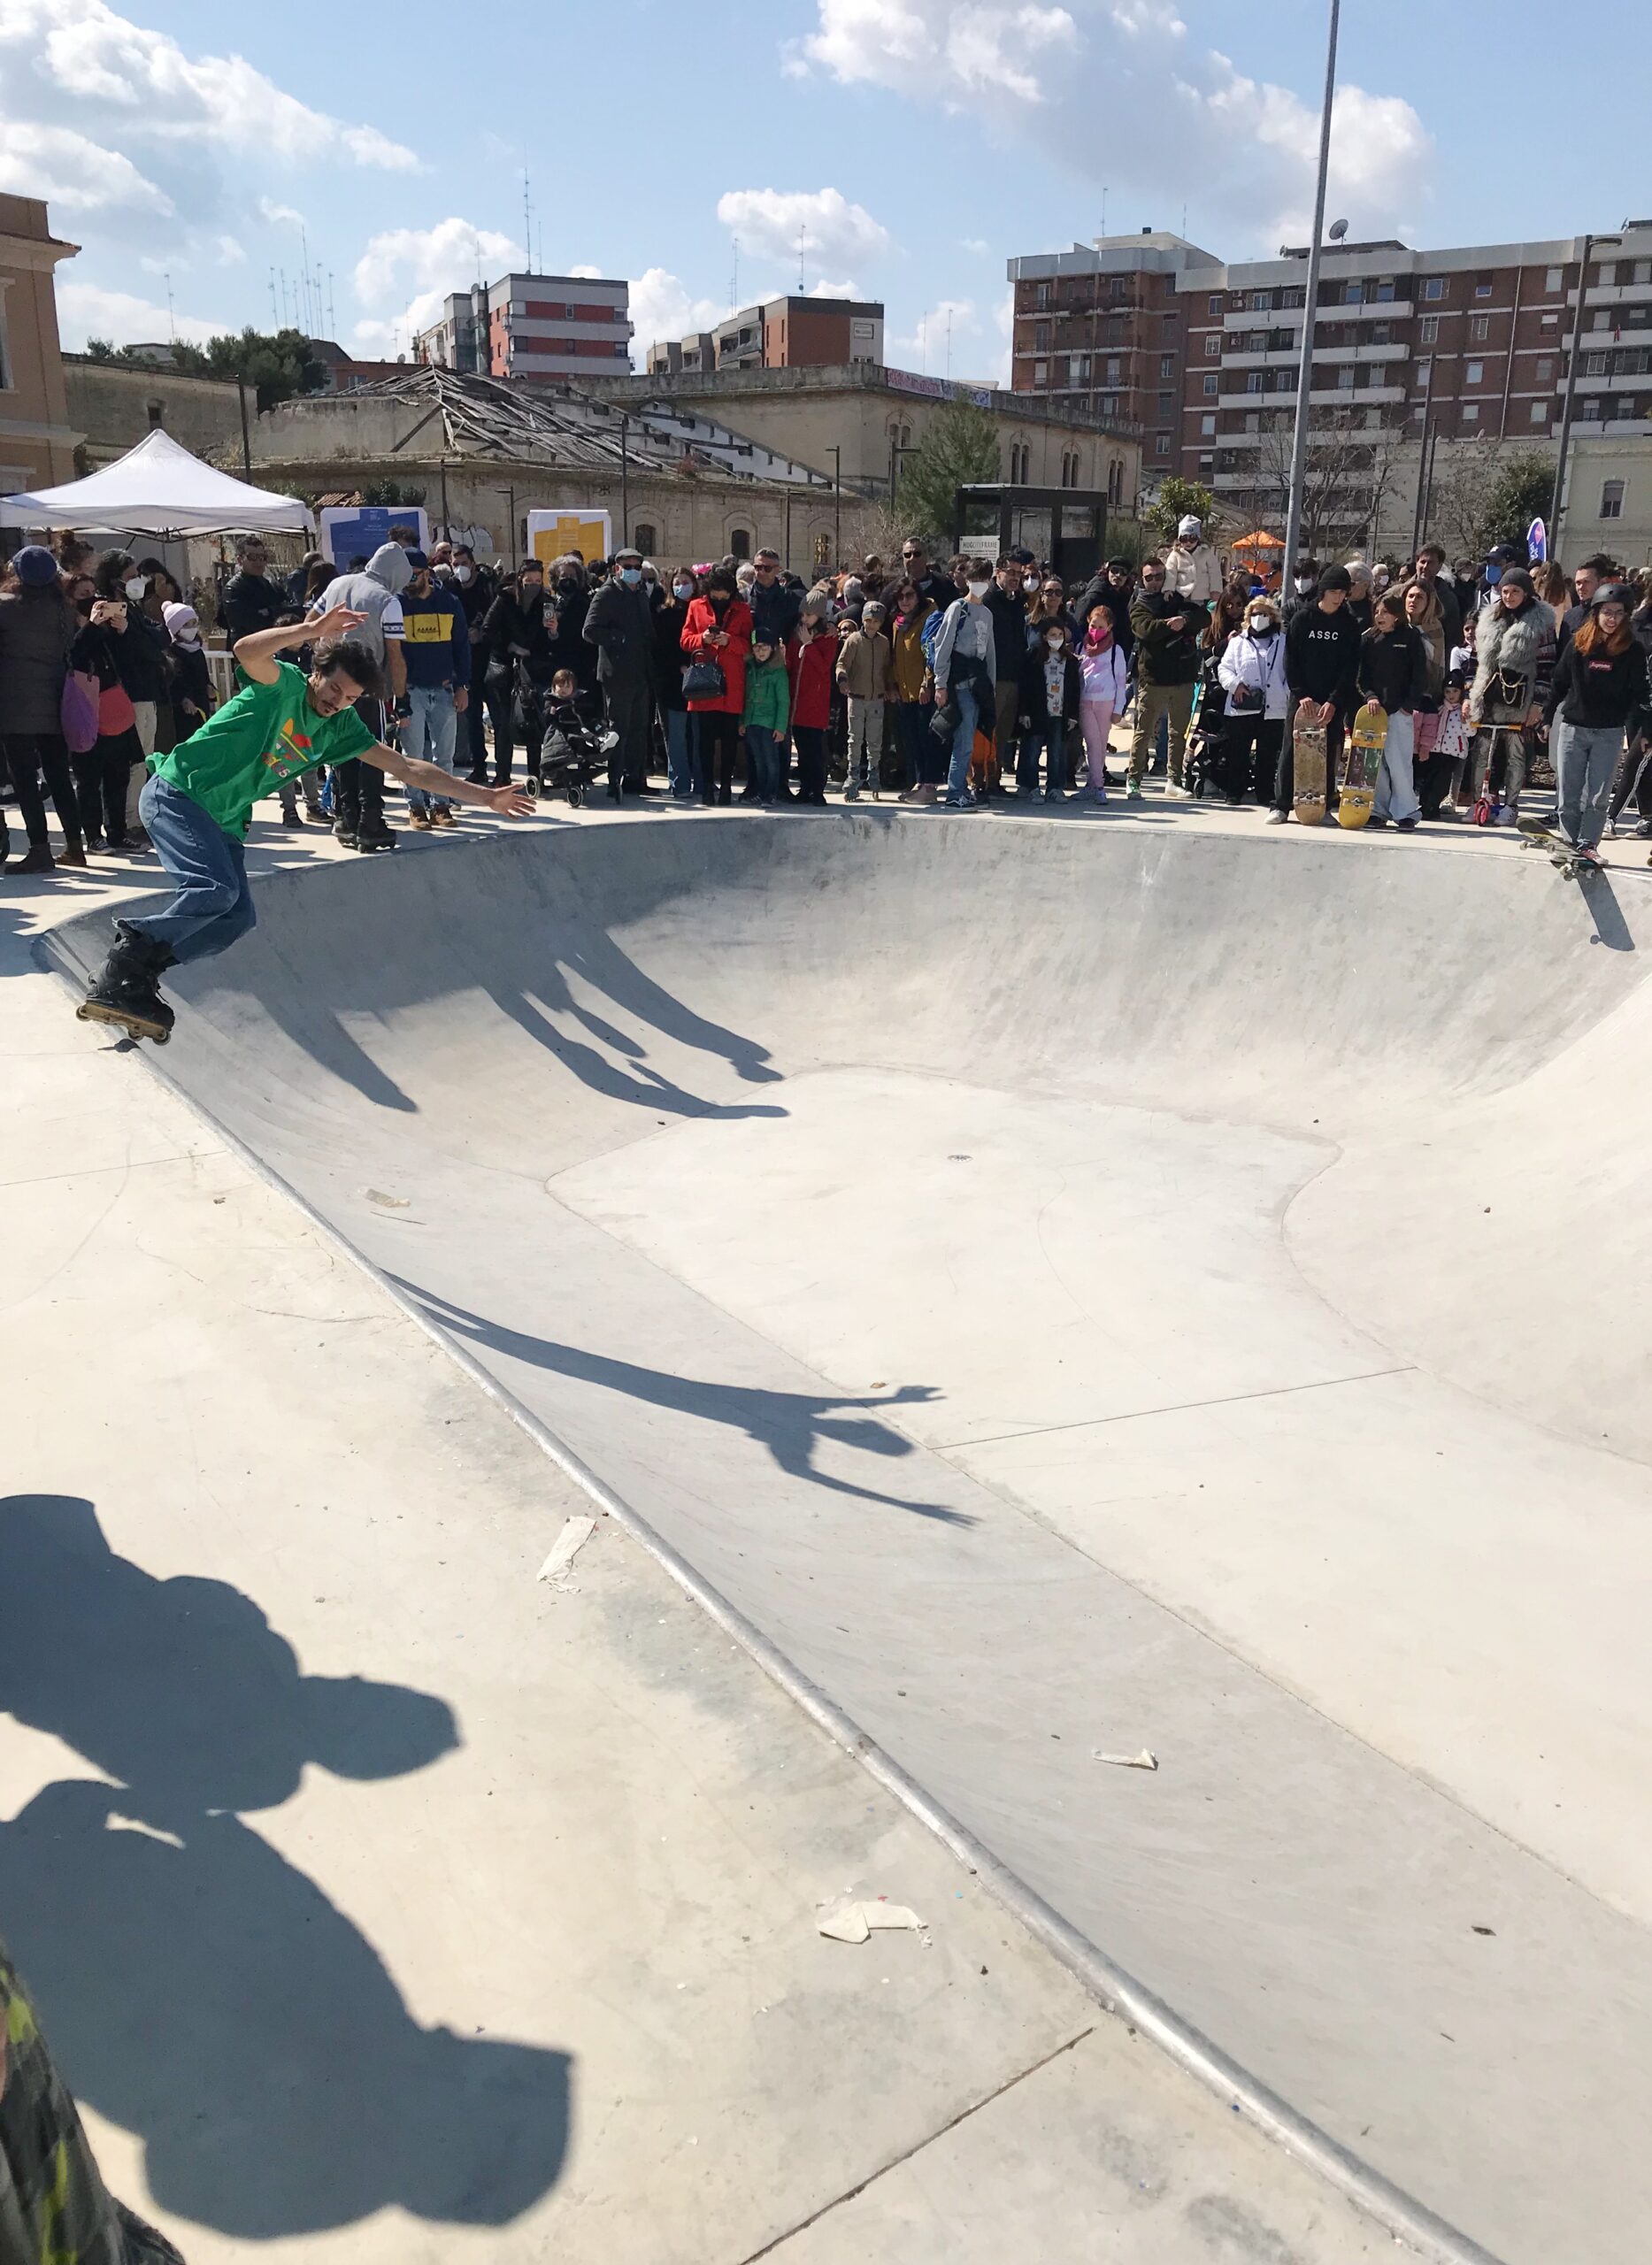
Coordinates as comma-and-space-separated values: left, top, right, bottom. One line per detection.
788, 603, 836, 806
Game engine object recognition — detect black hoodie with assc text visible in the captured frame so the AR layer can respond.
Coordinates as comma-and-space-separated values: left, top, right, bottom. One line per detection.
1285, 601, 1362, 713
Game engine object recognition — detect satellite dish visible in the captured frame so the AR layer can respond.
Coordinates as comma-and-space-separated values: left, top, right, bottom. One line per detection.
1328, 219, 1349, 242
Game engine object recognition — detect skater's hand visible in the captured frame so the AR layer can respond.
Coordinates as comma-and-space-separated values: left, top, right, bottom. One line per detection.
309, 604, 367, 643
454, 687, 469, 713
484, 785, 536, 818
1363, 697, 1382, 716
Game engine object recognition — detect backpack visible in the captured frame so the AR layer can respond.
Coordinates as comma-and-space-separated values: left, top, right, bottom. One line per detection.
919, 603, 949, 672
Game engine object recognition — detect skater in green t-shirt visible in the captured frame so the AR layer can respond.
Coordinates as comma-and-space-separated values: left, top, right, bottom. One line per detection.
80, 607, 535, 1040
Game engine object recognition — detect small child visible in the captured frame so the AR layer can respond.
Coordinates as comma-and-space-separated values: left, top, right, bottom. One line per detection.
1426, 676, 1470, 819
741, 632, 791, 803
834, 598, 892, 799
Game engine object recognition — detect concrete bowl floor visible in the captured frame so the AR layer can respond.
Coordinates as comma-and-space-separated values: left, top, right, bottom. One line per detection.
47, 805, 1652, 2265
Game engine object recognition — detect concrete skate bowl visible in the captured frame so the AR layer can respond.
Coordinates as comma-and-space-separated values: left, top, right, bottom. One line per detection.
58, 815, 1652, 2265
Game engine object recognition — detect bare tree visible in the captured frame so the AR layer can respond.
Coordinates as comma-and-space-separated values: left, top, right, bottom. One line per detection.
1229, 404, 1410, 556
1425, 437, 1556, 560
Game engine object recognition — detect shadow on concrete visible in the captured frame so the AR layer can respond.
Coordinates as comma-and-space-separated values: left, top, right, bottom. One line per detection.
0, 1494, 571, 2238
396, 1279, 971, 1524
1582, 873, 1636, 953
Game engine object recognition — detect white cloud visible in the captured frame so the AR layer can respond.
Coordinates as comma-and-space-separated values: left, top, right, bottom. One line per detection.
350, 216, 523, 357
960, 237, 990, 255
0, 119, 172, 214
0, 0, 419, 170
56, 280, 225, 349
886, 296, 978, 372
214, 233, 244, 265
715, 185, 888, 270
257, 197, 305, 230
794, 0, 1079, 106
629, 266, 725, 349
807, 277, 861, 299
790, 0, 1430, 246
568, 264, 602, 280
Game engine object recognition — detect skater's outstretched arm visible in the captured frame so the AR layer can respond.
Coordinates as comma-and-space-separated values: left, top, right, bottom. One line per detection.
362, 739, 535, 818
232, 605, 367, 683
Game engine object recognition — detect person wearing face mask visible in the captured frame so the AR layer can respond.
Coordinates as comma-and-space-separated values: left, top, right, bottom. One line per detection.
1283, 558, 1322, 627
1468, 566, 1548, 824
1016, 616, 1081, 801
1075, 601, 1126, 802
788, 602, 837, 807
930, 559, 996, 810
1356, 591, 1430, 829
1126, 558, 1206, 797
1216, 596, 1290, 807
307, 543, 411, 848
68, 588, 144, 853
546, 554, 595, 692
162, 601, 213, 746
680, 567, 753, 804
1076, 557, 1137, 672
480, 564, 555, 792
1160, 516, 1223, 606
90, 551, 171, 848
221, 538, 281, 644
582, 545, 658, 799
1275, 566, 1360, 824
654, 567, 699, 800
446, 544, 498, 784
0, 544, 85, 873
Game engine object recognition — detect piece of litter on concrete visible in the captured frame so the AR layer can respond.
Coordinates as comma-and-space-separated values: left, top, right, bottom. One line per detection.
817, 1898, 928, 1945
536, 1515, 596, 1585
1093, 1748, 1159, 1770
365, 1187, 411, 1208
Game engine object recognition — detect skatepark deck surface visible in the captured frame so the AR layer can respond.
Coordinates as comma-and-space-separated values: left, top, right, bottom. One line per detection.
33, 801, 1652, 2264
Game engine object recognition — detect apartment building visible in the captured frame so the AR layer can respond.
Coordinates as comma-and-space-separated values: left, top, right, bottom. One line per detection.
417, 274, 633, 382
0, 193, 80, 500
646, 296, 883, 377
1011, 223, 1652, 551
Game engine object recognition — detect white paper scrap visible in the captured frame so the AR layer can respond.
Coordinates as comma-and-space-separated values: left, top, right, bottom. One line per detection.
537, 1515, 597, 1585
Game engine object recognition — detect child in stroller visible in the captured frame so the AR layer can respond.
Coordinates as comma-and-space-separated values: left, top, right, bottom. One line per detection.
523, 667, 616, 807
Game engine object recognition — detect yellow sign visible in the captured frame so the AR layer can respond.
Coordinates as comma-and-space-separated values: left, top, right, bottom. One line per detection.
527, 510, 611, 567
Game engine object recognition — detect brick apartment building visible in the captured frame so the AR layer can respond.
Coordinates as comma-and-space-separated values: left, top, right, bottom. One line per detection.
418, 273, 633, 383
1010, 224, 1652, 555
646, 296, 882, 377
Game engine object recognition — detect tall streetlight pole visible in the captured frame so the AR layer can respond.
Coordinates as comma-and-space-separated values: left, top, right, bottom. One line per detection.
829, 443, 842, 567
1550, 232, 1615, 564
619, 411, 630, 550
1282, 0, 1341, 576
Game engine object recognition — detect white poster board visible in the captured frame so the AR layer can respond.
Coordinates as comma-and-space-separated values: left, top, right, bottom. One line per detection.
526, 509, 612, 569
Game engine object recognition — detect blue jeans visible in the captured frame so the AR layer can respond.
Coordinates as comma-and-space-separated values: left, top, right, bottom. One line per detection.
743, 725, 781, 801
1018, 718, 1065, 795
403, 685, 459, 811
663, 707, 695, 798
942, 680, 980, 800
130, 774, 255, 965
1554, 718, 1625, 849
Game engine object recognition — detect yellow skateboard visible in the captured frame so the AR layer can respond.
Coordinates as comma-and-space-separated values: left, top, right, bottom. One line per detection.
1340, 703, 1386, 830
1291, 706, 1327, 825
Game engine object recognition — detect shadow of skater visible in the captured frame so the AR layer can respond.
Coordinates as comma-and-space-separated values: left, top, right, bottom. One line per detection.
396, 1278, 973, 1526
1583, 872, 1635, 952
0, 1495, 571, 2239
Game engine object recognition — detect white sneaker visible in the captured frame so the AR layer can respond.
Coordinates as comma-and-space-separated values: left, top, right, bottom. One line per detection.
1496, 806, 1518, 827
1264, 808, 1287, 825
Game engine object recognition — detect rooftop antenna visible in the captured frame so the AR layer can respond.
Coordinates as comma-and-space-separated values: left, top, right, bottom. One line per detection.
165, 271, 175, 342
327, 269, 335, 333
269, 266, 279, 326
1328, 217, 1349, 242
1102, 187, 1108, 236
278, 266, 288, 327
798, 223, 807, 293
299, 224, 312, 331
523, 165, 532, 273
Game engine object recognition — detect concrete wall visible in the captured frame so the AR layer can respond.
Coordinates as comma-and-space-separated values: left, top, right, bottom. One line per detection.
63, 356, 252, 468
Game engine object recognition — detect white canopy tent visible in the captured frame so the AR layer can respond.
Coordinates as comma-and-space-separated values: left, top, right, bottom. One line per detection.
0, 426, 312, 538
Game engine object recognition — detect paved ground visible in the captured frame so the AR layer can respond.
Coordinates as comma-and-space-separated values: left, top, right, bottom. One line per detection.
12, 776, 1651, 2262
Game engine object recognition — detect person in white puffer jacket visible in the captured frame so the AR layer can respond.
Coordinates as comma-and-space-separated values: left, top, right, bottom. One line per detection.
1160, 516, 1224, 606
1216, 595, 1290, 805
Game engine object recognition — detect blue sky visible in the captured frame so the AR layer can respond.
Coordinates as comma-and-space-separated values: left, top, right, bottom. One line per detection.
2, 0, 1636, 386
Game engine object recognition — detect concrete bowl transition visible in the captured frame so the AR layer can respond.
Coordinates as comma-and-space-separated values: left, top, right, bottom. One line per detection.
52, 808, 1652, 2265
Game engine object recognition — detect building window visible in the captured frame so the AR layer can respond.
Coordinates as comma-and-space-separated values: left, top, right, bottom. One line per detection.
1159, 353, 1175, 378
1033, 360, 1048, 384
1596, 261, 1617, 288
1251, 290, 1270, 312
1416, 357, 1432, 383
1208, 293, 1224, 315
1541, 311, 1559, 329
1585, 350, 1608, 375
1344, 281, 1364, 305
1336, 365, 1356, 390
1376, 280, 1395, 303
633, 522, 657, 554
1245, 371, 1264, 394
729, 527, 750, 558
1462, 403, 1479, 421
1536, 356, 1555, 379
1635, 261, 1652, 285
1470, 314, 1489, 342
1203, 372, 1218, 395
1601, 478, 1625, 519
1546, 266, 1564, 292
1205, 331, 1221, 357
1155, 433, 1171, 455
1070, 353, 1087, 384
1530, 401, 1548, 423
1475, 275, 1493, 298
1200, 412, 1216, 435
1419, 315, 1439, 343
1466, 360, 1485, 384
1034, 281, 1049, 309
1033, 320, 1050, 351
1582, 398, 1602, 420
1420, 278, 1443, 301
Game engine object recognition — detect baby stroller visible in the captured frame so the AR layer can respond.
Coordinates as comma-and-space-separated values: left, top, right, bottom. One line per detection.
536, 717, 615, 808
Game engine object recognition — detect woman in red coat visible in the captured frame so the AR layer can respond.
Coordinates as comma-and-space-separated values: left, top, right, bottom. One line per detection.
680, 566, 752, 805
788, 600, 835, 806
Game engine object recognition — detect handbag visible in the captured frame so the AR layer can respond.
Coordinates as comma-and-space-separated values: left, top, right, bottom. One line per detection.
681, 656, 726, 702
97, 680, 137, 737
60, 669, 100, 754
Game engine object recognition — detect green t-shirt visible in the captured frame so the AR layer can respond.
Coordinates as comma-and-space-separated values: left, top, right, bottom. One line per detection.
152, 660, 377, 837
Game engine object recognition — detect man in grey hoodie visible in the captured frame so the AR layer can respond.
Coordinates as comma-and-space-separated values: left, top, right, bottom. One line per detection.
308, 543, 410, 849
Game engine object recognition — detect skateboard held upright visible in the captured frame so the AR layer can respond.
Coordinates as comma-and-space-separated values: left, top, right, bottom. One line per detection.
1339, 703, 1386, 830
1290, 703, 1327, 825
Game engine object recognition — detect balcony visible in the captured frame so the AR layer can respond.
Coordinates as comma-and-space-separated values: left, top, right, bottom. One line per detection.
1570, 280, 1652, 311
1557, 366, 1652, 393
